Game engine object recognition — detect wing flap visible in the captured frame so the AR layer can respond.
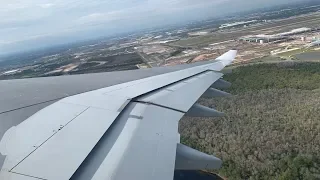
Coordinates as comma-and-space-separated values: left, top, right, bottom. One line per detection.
91, 103, 183, 180
137, 71, 223, 112
0, 102, 88, 170
10, 108, 119, 180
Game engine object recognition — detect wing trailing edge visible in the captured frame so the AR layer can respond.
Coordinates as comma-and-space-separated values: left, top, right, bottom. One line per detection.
175, 143, 222, 170
202, 87, 231, 98
211, 79, 232, 89
186, 104, 225, 117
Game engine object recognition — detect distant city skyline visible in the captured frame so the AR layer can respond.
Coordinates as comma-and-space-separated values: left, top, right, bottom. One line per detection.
0, 0, 311, 54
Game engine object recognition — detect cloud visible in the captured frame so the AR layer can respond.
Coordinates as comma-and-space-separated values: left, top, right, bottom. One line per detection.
76, 11, 128, 25
38, 3, 55, 8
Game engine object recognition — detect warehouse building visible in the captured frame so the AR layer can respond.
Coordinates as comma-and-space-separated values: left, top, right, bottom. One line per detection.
240, 27, 312, 43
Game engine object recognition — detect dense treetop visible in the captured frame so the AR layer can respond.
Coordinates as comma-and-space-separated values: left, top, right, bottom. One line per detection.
180, 62, 320, 180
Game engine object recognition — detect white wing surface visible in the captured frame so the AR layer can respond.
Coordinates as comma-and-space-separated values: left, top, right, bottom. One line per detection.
0, 50, 237, 180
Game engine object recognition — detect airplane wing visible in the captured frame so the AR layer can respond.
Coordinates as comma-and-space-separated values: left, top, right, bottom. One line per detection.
0, 50, 237, 180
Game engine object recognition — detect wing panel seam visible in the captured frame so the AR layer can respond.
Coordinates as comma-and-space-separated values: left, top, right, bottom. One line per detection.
132, 100, 186, 113
10, 171, 47, 180
0, 98, 61, 115
131, 70, 214, 101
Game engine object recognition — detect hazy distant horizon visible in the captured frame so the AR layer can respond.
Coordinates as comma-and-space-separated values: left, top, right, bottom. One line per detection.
0, 0, 315, 55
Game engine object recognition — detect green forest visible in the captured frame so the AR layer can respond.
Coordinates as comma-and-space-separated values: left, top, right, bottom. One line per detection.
179, 62, 320, 180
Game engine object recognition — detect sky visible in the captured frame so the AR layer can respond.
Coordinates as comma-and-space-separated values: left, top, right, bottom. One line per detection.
0, 0, 307, 55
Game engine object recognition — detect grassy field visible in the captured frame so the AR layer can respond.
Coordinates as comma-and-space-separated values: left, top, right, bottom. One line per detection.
169, 35, 223, 47
275, 48, 314, 58
169, 32, 246, 47
180, 62, 320, 180
275, 49, 306, 58
274, 49, 320, 61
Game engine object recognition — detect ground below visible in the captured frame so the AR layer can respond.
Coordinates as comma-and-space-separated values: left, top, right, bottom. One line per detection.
180, 62, 320, 180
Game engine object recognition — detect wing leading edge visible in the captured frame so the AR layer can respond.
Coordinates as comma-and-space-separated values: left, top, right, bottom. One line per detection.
0, 50, 237, 180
